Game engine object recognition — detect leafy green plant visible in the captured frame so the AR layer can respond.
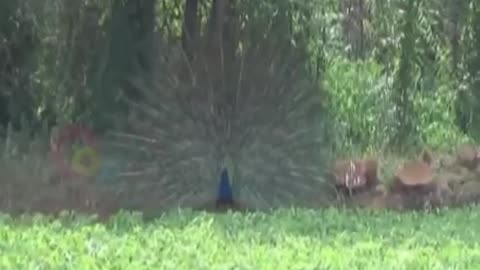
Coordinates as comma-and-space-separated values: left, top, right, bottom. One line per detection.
325, 55, 468, 155
1, 208, 480, 269
325, 57, 395, 153
412, 71, 470, 150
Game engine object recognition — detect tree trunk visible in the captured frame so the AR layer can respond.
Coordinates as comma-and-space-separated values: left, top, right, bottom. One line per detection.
182, 0, 198, 61
206, 0, 226, 77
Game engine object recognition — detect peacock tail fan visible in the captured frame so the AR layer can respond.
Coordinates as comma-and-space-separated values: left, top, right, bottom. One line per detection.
104, 30, 336, 211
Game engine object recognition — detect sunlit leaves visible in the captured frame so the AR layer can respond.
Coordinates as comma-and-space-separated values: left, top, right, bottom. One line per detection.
0, 208, 480, 269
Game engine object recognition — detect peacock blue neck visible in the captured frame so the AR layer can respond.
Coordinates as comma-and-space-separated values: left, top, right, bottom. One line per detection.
217, 168, 234, 203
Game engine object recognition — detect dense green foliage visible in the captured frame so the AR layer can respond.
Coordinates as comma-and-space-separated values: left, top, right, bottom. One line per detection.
1, 0, 480, 153
325, 58, 469, 154
1, 209, 480, 269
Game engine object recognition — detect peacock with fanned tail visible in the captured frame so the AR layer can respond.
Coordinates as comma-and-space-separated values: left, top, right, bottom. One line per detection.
106, 31, 334, 211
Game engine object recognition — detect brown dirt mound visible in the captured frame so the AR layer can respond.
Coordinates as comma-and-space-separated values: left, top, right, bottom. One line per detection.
332, 158, 379, 195
348, 185, 405, 211
330, 151, 478, 211
0, 180, 123, 219
453, 181, 480, 205
4, 148, 480, 217
456, 144, 480, 171
362, 158, 380, 187
391, 153, 435, 199
333, 159, 366, 187
394, 161, 433, 186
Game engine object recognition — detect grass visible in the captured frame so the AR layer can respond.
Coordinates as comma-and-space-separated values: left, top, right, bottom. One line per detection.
0, 208, 480, 269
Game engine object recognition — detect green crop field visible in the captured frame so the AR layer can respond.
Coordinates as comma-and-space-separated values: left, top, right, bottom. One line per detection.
1, 208, 480, 270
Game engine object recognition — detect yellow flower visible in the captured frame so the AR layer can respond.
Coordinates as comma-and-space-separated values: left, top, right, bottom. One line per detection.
71, 146, 101, 177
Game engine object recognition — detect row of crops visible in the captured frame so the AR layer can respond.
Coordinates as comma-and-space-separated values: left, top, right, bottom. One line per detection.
1, 208, 479, 269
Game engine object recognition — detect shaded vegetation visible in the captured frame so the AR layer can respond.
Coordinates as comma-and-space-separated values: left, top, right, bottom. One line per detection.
0, 0, 479, 149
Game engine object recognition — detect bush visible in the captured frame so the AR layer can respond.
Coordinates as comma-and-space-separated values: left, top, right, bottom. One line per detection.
325, 57, 468, 154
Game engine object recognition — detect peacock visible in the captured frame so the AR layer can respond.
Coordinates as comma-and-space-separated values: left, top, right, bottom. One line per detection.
105, 29, 334, 211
